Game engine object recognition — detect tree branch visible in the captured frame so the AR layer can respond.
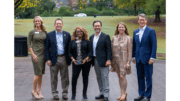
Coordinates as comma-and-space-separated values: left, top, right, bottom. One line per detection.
15, 0, 23, 10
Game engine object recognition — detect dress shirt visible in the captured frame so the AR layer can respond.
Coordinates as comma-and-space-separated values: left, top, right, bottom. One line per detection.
93, 31, 101, 57
55, 30, 64, 55
133, 25, 155, 61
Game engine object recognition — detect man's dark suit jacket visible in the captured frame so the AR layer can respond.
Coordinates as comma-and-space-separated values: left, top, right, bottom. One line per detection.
68, 38, 92, 60
45, 30, 71, 66
132, 26, 157, 64
89, 32, 112, 67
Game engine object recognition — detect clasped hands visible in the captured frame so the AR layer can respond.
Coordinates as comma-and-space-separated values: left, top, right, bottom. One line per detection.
132, 59, 154, 64
73, 59, 86, 65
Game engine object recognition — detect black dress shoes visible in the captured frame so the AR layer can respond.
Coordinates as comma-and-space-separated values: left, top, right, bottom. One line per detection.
142, 97, 150, 101
134, 96, 144, 101
71, 94, 76, 100
62, 95, 68, 100
104, 97, 109, 101
83, 94, 88, 99
95, 94, 104, 99
53, 95, 59, 100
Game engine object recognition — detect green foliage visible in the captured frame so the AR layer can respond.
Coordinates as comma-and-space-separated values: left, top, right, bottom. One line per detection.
75, 7, 101, 16
101, 9, 116, 16
18, 7, 37, 18
40, 11, 51, 17
58, 7, 74, 16
36, 0, 55, 15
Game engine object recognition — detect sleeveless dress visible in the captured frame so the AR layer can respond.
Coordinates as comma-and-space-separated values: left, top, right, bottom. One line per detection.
27, 29, 46, 75
110, 34, 132, 75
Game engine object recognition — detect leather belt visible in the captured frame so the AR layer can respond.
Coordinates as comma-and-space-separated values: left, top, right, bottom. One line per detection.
57, 54, 65, 57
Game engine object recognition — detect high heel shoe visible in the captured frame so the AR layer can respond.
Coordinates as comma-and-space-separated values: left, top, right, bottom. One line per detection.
117, 93, 122, 100
37, 91, 44, 99
31, 91, 41, 100
119, 93, 127, 101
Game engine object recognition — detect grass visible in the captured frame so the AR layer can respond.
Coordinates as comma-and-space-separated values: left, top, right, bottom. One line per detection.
15, 16, 166, 54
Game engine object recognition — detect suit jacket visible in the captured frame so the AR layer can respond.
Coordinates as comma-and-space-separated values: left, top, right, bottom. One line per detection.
89, 32, 112, 67
45, 30, 71, 66
68, 38, 92, 60
132, 26, 157, 64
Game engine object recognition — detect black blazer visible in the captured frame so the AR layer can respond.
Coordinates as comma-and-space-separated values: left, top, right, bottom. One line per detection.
45, 30, 71, 66
89, 32, 112, 67
68, 38, 92, 60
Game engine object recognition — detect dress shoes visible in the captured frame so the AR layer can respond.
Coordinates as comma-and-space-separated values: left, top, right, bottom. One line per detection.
134, 96, 144, 101
62, 95, 68, 100
53, 95, 59, 100
83, 94, 88, 99
71, 94, 76, 100
104, 97, 109, 101
95, 94, 104, 99
142, 97, 150, 101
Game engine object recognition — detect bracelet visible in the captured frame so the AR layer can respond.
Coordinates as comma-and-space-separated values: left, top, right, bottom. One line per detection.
72, 59, 75, 62
85, 58, 88, 62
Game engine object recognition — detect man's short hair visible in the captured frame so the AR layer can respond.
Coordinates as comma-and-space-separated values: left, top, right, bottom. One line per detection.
92, 20, 102, 27
138, 13, 147, 20
54, 18, 63, 24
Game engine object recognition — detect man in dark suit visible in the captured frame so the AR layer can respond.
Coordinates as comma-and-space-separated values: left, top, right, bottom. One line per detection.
132, 14, 157, 101
46, 18, 71, 100
89, 20, 112, 101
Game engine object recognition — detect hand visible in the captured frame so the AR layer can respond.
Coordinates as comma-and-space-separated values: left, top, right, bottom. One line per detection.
32, 54, 38, 63
47, 60, 52, 67
126, 63, 130, 69
73, 60, 77, 65
105, 60, 111, 66
148, 59, 154, 65
82, 59, 86, 64
132, 59, 136, 64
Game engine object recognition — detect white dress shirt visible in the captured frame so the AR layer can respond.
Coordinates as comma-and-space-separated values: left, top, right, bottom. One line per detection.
93, 31, 101, 57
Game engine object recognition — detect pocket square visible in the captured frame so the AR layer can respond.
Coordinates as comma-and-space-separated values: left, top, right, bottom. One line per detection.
136, 33, 139, 35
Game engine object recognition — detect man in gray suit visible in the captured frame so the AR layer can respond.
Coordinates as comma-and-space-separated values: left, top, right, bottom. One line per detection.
89, 20, 112, 101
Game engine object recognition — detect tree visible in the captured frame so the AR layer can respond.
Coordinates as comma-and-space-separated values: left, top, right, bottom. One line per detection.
145, 0, 165, 22
114, 0, 147, 16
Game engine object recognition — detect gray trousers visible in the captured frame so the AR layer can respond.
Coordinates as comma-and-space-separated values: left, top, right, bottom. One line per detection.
94, 58, 109, 97
50, 55, 69, 96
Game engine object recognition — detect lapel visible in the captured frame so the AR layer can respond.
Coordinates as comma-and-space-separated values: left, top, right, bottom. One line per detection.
91, 35, 94, 47
53, 30, 57, 46
62, 31, 66, 48
96, 32, 103, 49
135, 29, 140, 45
140, 26, 149, 45
81, 38, 85, 51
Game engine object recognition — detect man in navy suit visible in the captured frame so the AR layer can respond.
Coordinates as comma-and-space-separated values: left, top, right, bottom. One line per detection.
132, 14, 157, 101
46, 18, 71, 100
89, 20, 112, 101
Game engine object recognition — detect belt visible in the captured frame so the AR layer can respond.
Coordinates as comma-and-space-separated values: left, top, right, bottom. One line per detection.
56, 54, 65, 57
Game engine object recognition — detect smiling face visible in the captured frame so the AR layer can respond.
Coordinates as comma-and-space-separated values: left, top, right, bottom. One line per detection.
118, 24, 126, 34
76, 28, 83, 38
93, 22, 102, 34
34, 17, 42, 27
54, 20, 63, 31
138, 16, 147, 28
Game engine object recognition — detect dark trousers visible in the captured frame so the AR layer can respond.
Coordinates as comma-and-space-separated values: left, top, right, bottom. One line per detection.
72, 61, 91, 96
136, 61, 153, 98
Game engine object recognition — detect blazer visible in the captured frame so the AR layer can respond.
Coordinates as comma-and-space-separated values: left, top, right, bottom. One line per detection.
68, 38, 92, 60
132, 26, 157, 64
45, 30, 71, 66
89, 32, 112, 67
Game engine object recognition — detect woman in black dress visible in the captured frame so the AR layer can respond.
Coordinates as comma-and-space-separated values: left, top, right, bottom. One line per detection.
68, 26, 92, 100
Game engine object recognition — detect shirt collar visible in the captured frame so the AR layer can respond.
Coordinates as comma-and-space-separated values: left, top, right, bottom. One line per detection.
55, 30, 63, 34
94, 31, 102, 37
139, 25, 147, 31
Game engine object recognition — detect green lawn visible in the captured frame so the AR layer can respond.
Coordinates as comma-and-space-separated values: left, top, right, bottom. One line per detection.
14, 16, 166, 54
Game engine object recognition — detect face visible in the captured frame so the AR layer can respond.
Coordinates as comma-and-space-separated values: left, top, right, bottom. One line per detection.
76, 28, 83, 38
93, 22, 102, 33
118, 24, 126, 34
54, 20, 63, 31
34, 17, 41, 27
138, 16, 147, 28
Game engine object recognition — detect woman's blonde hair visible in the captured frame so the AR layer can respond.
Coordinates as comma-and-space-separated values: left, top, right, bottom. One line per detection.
33, 16, 47, 34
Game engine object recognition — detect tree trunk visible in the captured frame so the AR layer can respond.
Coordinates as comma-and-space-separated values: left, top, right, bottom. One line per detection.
134, 5, 136, 16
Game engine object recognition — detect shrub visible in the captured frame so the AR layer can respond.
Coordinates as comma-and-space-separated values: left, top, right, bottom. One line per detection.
58, 7, 74, 16
75, 7, 101, 16
101, 9, 116, 16
40, 11, 51, 17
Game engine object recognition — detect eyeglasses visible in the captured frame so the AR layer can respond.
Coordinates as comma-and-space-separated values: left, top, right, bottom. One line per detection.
76, 31, 83, 33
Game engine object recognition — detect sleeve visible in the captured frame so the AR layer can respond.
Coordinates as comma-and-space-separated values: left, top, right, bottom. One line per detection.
132, 31, 136, 58
68, 41, 73, 58
45, 33, 50, 61
27, 31, 33, 49
87, 41, 92, 58
150, 29, 157, 59
105, 35, 112, 60
127, 37, 132, 64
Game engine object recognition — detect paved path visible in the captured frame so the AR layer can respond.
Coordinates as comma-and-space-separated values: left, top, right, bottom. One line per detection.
15, 56, 166, 101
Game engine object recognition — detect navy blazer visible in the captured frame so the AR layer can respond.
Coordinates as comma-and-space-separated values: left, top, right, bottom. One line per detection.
132, 26, 157, 64
45, 30, 71, 66
68, 38, 92, 60
89, 32, 112, 67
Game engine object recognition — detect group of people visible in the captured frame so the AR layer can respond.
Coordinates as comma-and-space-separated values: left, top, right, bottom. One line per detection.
27, 13, 157, 101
